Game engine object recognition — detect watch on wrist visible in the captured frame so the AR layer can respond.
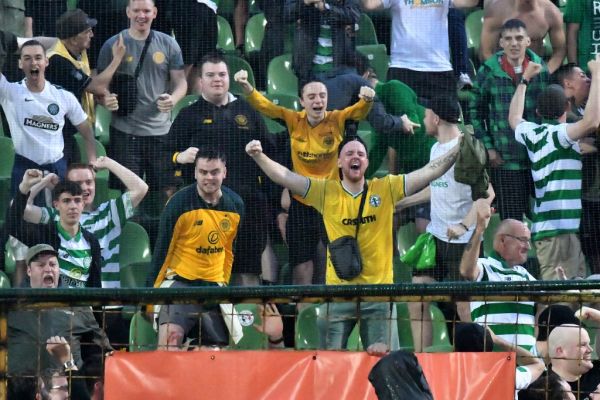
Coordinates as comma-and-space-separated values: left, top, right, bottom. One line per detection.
63, 359, 76, 371
519, 77, 530, 86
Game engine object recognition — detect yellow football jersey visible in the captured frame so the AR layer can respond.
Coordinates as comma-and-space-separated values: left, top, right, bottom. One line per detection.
303, 175, 405, 284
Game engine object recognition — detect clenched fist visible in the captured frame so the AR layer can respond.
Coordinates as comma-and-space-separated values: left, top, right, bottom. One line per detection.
358, 86, 375, 102
234, 69, 254, 95
246, 140, 263, 158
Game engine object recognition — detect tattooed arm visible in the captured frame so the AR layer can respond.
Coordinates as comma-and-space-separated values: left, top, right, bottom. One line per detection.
403, 140, 460, 196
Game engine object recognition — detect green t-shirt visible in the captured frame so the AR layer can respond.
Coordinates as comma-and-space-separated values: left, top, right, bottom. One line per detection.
564, 0, 600, 72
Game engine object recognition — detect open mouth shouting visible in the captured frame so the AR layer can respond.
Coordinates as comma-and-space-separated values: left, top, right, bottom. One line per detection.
42, 272, 56, 287
350, 160, 361, 170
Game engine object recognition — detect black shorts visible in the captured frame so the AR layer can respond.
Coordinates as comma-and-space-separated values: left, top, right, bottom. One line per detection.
286, 198, 327, 266
386, 68, 456, 102
413, 237, 480, 281
157, 279, 229, 347
170, 3, 218, 66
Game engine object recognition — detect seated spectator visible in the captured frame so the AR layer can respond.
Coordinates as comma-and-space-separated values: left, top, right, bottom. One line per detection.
469, 19, 549, 221
167, 53, 276, 286
553, 64, 600, 275
284, 0, 361, 86
455, 323, 545, 395
460, 201, 538, 352
0, 40, 96, 203
8, 170, 102, 287
508, 58, 600, 280
149, 148, 244, 351
480, 0, 565, 73
235, 69, 374, 285
7, 244, 112, 400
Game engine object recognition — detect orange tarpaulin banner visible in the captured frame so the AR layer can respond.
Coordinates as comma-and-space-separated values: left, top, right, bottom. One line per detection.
104, 351, 515, 400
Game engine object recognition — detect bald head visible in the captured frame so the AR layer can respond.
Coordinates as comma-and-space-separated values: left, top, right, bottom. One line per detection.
549, 324, 593, 380
493, 219, 531, 267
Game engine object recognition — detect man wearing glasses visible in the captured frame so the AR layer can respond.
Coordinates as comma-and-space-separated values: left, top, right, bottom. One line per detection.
460, 200, 537, 353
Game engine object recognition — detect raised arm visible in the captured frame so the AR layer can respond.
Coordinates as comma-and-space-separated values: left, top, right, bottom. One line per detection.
91, 156, 148, 207
447, 183, 495, 240
566, 56, 600, 141
395, 186, 430, 212
545, 9, 566, 74
508, 62, 543, 130
246, 140, 309, 197
22, 172, 59, 223
85, 34, 126, 95
403, 141, 460, 196
489, 328, 545, 386
156, 68, 188, 113
75, 121, 97, 163
459, 199, 490, 281
235, 70, 295, 122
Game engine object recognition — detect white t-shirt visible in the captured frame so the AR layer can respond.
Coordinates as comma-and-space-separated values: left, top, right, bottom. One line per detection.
427, 137, 473, 243
382, 0, 453, 72
0, 74, 87, 164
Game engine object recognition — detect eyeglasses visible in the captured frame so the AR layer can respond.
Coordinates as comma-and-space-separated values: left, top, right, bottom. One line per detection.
503, 234, 531, 245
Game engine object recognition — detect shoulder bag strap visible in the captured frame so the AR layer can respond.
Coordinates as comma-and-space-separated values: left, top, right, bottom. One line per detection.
134, 31, 153, 79
354, 180, 369, 238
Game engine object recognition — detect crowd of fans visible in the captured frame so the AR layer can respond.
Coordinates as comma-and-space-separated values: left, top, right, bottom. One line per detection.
1, 0, 600, 398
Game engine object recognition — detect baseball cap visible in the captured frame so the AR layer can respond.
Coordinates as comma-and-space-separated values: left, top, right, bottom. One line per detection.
422, 95, 461, 123
26, 244, 58, 265
56, 9, 97, 40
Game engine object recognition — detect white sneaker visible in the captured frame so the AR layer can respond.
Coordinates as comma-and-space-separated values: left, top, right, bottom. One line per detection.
457, 73, 473, 91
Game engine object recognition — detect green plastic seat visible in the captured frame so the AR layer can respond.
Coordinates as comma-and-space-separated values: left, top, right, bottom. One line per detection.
356, 44, 389, 83
3, 239, 16, 278
231, 304, 269, 350
267, 53, 298, 96
245, 13, 267, 56
396, 303, 415, 351
466, 9, 483, 52
120, 261, 150, 288
346, 325, 363, 350
295, 304, 321, 349
0, 271, 10, 288
264, 93, 301, 111
217, 15, 236, 53
357, 13, 378, 46
0, 178, 10, 229
172, 94, 200, 121
224, 54, 256, 96
0, 136, 15, 177
119, 222, 152, 269
129, 311, 157, 352
424, 304, 453, 353
94, 105, 111, 146
74, 133, 107, 163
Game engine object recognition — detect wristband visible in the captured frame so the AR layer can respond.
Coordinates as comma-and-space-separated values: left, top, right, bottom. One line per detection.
519, 77, 529, 86
172, 152, 180, 164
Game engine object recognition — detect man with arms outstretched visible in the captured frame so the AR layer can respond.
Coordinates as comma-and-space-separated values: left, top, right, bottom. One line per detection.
246, 134, 461, 354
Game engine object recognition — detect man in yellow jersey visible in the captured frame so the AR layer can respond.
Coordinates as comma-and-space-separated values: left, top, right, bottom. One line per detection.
235, 69, 374, 285
246, 135, 461, 354
148, 147, 244, 351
